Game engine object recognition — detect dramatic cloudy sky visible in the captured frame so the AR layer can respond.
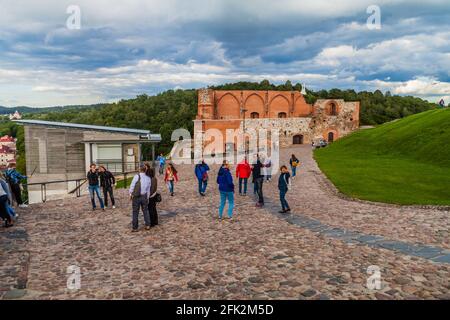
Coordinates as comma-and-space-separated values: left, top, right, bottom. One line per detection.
0, 0, 449, 107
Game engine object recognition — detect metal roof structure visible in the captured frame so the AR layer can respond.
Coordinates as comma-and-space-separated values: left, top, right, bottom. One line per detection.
14, 119, 161, 142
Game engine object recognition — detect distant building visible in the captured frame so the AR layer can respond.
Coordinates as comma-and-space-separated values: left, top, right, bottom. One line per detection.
14, 120, 161, 204
194, 89, 360, 154
0, 135, 16, 168
9, 110, 22, 120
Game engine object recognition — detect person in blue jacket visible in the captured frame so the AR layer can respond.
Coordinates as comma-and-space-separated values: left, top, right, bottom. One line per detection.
278, 165, 291, 214
194, 160, 210, 196
216, 160, 234, 220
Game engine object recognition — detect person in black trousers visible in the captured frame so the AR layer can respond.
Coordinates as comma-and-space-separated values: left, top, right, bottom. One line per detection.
252, 154, 264, 208
145, 165, 159, 227
99, 166, 116, 209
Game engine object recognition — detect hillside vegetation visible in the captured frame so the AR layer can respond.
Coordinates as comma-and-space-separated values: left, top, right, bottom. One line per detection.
315, 108, 450, 205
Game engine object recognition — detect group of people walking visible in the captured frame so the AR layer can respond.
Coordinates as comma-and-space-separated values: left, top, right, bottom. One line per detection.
0, 163, 28, 228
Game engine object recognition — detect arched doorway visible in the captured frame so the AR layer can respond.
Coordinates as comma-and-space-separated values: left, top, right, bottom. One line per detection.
330, 103, 337, 116
293, 134, 303, 145
328, 132, 334, 142
278, 112, 287, 118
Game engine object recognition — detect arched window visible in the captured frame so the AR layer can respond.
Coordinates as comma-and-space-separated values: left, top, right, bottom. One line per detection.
250, 112, 259, 119
293, 135, 304, 145
278, 112, 287, 118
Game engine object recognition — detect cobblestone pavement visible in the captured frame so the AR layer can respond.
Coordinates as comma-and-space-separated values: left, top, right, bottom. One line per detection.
0, 146, 449, 300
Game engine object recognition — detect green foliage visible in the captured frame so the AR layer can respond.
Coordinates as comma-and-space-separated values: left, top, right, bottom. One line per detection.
314, 108, 450, 205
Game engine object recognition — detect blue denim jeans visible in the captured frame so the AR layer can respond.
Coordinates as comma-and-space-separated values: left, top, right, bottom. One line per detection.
279, 188, 290, 211
219, 191, 234, 218
89, 185, 104, 209
238, 178, 248, 194
198, 179, 208, 194
167, 180, 174, 194
291, 166, 297, 177
132, 195, 150, 230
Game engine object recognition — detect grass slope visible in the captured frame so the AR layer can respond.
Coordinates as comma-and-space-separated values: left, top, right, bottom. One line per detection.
314, 108, 450, 205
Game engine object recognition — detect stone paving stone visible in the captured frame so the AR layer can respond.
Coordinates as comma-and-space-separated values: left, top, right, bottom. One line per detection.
0, 145, 449, 300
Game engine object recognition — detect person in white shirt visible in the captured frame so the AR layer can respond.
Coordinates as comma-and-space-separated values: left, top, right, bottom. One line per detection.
129, 165, 152, 232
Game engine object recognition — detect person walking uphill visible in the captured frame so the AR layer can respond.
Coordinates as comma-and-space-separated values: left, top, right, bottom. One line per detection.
289, 154, 300, 178
217, 160, 234, 220
87, 164, 105, 211
195, 160, 210, 196
236, 157, 251, 196
278, 166, 291, 214
129, 165, 151, 232
164, 163, 178, 196
156, 153, 166, 175
5, 163, 27, 208
99, 166, 116, 209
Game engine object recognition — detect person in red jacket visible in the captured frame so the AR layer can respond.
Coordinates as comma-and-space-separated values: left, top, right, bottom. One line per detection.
164, 163, 179, 196
236, 157, 251, 196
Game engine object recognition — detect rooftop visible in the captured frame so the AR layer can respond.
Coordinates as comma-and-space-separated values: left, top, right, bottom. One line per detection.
14, 119, 161, 142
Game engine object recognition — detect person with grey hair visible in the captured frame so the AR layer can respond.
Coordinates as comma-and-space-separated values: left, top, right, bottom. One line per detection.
129, 165, 151, 232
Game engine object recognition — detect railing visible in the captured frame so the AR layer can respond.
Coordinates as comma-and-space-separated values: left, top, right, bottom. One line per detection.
95, 160, 141, 173
24, 170, 140, 204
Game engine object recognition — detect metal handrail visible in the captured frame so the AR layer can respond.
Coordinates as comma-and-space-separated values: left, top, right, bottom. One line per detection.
24, 170, 139, 203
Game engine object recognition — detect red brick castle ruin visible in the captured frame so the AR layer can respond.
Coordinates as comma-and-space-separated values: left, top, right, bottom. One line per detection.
193, 89, 359, 154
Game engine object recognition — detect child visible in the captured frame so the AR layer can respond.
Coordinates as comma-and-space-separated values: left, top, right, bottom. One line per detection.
278, 165, 291, 213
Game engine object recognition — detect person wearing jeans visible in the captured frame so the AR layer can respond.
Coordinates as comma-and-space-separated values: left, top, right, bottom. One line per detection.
217, 161, 234, 219
236, 158, 251, 196
0, 174, 13, 227
87, 164, 104, 211
278, 166, 291, 213
164, 163, 178, 196
194, 160, 210, 196
129, 165, 151, 232
289, 154, 299, 178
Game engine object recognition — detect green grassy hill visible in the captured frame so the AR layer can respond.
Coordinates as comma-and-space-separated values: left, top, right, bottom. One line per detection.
314, 108, 450, 205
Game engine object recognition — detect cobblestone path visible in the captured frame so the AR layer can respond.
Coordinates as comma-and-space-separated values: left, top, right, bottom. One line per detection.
1, 146, 449, 300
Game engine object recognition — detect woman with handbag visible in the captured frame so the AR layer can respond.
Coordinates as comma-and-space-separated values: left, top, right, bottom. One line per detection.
278, 165, 291, 214
289, 154, 300, 178
145, 165, 160, 227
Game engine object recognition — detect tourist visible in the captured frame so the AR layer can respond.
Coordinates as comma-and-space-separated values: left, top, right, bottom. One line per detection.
145, 165, 159, 227
0, 173, 13, 228
252, 155, 265, 207
278, 165, 291, 214
217, 160, 234, 220
194, 160, 210, 196
156, 153, 166, 175
87, 164, 105, 211
5, 163, 27, 208
236, 157, 251, 196
164, 163, 178, 196
99, 166, 116, 209
264, 156, 272, 182
289, 154, 300, 178
129, 165, 151, 232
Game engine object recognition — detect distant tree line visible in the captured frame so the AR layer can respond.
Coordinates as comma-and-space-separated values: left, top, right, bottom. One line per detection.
7, 80, 437, 163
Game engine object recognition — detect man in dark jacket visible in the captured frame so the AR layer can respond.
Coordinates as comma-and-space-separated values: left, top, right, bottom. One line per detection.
99, 166, 116, 209
278, 165, 291, 213
216, 160, 234, 220
87, 164, 105, 211
252, 155, 264, 207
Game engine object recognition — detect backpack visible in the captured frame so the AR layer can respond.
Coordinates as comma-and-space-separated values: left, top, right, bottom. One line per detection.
132, 174, 141, 198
